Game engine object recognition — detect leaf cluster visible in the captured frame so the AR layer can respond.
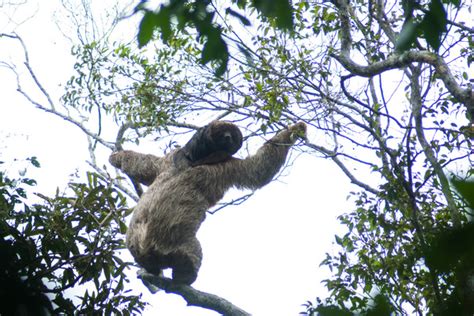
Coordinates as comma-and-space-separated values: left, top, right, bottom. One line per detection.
49, 0, 474, 314
63, 41, 191, 138
135, 0, 293, 75
0, 158, 145, 315
397, 0, 461, 52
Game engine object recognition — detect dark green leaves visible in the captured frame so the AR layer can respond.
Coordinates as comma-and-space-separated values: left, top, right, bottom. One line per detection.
452, 178, 474, 209
138, 8, 172, 47
420, 0, 447, 51
201, 29, 229, 76
396, 18, 419, 52
424, 221, 474, 313
426, 222, 474, 272
0, 161, 145, 315
27, 156, 41, 168
314, 305, 353, 316
309, 294, 394, 316
138, 11, 157, 47
396, 0, 458, 52
136, 1, 230, 76
251, 0, 294, 30
135, 0, 295, 75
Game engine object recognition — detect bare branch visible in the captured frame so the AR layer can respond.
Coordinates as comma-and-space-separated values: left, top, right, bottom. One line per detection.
327, 0, 473, 119
305, 141, 379, 195
138, 270, 251, 316
15, 83, 114, 150
2, 33, 57, 110
208, 192, 254, 214
169, 121, 200, 130
1, 32, 115, 150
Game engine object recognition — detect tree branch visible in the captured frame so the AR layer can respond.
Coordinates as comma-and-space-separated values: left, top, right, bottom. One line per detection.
305, 141, 379, 195
326, 2, 473, 119
138, 270, 251, 316
410, 68, 461, 227
331, 50, 474, 120
208, 192, 254, 214
1, 32, 115, 150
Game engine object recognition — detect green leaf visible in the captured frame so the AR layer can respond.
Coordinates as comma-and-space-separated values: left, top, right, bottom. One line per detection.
425, 222, 474, 272
395, 19, 418, 52
236, 0, 248, 9
315, 305, 353, 316
420, 0, 447, 51
446, 0, 460, 7
21, 178, 37, 186
251, 0, 294, 30
104, 262, 111, 282
156, 7, 172, 43
452, 178, 474, 209
364, 294, 394, 316
226, 7, 251, 26
28, 156, 41, 168
137, 11, 157, 48
201, 31, 229, 76
119, 220, 128, 234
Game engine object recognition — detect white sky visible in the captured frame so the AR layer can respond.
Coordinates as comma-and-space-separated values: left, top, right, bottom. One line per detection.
0, 1, 355, 315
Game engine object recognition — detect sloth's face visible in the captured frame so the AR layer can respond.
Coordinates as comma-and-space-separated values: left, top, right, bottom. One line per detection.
210, 123, 243, 155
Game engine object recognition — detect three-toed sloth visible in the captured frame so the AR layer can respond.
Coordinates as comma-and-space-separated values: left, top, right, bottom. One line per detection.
110, 121, 306, 285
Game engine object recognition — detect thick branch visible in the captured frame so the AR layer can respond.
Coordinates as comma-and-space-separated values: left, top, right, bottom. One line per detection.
410, 69, 461, 227
326, 3, 473, 118
331, 0, 352, 55
331, 50, 474, 119
138, 270, 251, 316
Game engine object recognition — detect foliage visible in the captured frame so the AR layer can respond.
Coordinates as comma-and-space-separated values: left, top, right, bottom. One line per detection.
61, 0, 474, 313
305, 179, 474, 315
397, 0, 461, 52
63, 41, 192, 136
2, 0, 474, 314
135, 0, 459, 75
135, 0, 293, 75
0, 158, 145, 315
125, 0, 474, 314
303, 293, 394, 316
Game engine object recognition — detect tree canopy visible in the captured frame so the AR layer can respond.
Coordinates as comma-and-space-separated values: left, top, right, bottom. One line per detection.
1, 0, 474, 314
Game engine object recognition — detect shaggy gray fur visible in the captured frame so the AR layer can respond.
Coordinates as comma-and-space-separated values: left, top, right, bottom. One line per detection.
109, 122, 306, 284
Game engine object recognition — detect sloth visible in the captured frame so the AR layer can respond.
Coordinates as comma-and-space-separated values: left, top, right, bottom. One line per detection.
109, 121, 306, 285
174, 120, 243, 167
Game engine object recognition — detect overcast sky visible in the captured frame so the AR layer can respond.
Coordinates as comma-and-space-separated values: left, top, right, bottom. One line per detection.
0, 1, 356, 315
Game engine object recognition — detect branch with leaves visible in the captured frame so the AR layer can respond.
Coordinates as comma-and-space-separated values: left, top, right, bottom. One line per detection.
330, 0, 474, 121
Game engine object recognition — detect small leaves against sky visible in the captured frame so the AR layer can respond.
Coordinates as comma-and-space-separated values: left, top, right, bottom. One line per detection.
135, 0, 293, 76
